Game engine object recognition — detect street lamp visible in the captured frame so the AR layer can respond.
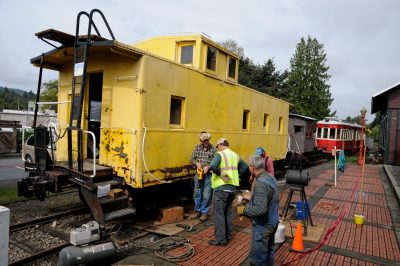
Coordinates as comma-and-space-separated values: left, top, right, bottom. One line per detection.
357, 107, 367, 165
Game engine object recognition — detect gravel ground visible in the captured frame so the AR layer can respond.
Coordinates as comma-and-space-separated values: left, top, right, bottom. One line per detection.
4, 190, 83, 224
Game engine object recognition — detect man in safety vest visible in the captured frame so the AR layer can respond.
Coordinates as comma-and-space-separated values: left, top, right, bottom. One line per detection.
208, 138, 248, 246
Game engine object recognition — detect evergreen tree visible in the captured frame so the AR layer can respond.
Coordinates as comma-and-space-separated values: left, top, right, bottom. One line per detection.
287, 36, 333, 119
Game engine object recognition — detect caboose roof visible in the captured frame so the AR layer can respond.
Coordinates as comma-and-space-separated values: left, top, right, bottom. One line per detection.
31, 29, 145, 70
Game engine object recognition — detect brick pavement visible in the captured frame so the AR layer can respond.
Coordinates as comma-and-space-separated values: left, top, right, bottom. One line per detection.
116, 162, 400, 265
275, 163, 400, 265
177, 163, 400, 265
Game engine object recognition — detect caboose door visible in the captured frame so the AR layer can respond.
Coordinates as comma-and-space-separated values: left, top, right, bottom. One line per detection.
86, 72, 103, 159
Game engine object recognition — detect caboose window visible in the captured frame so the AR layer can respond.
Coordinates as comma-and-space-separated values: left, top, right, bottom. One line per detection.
243, 110, 250, 131
181, 45, 193, 64
228, 57, 237, 78
170, 96, 185, 126
263, 113, 270, 133
278, 117, 283, 134
206, 46, 217, 71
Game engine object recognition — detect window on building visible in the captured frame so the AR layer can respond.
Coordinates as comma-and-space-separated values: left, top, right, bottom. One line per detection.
170, 96, 185, 126
180, 45, 193, 64
242, 110, 250, 130
263, 113, 269, 133
206, 46, 217, 71
278, 117, 283, 134
294, 125, 304, 133
228, 57, 237, 78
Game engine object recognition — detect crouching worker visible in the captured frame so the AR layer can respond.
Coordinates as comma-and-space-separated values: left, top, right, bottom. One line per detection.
237, 155, 279, 266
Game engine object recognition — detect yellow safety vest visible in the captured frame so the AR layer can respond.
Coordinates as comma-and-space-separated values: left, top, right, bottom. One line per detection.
211, 148, 240, 189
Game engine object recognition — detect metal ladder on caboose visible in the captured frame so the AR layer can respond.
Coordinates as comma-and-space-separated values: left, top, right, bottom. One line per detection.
67, 9, 135, 221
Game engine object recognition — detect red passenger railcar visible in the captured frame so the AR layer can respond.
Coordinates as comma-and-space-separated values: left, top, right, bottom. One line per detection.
316, 119, 361, 155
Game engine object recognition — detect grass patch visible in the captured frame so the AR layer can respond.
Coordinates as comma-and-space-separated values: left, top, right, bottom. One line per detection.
0, 188, 19, 204
346, 155, 359, 163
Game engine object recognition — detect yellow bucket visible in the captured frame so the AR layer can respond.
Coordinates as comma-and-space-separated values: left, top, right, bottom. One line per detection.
354, 214, 364, 225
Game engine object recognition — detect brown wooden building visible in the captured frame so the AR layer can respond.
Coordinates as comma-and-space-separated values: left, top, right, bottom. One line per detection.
371, 82, 400, 165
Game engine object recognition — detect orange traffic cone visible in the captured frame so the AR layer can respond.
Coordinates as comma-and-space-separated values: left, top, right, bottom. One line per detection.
289, 223, 307, 252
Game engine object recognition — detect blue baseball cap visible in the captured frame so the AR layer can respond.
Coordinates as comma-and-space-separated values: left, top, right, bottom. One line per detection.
255, 147, 265, 155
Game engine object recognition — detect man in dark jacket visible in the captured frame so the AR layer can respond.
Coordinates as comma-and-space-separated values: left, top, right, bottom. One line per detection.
238, 155, 279, 266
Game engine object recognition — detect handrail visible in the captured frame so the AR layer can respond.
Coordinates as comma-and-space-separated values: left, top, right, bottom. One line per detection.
82, 130, 96, 177
142, 127, 171, 184
21, 126, 33, 162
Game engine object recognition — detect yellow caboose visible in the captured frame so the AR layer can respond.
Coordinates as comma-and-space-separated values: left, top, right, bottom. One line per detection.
21, 9, 289, 221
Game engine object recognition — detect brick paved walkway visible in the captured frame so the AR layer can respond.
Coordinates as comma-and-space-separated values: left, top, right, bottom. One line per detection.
275, 164, 400, 265
177, 163, 400, 265
115, 163, 400, 265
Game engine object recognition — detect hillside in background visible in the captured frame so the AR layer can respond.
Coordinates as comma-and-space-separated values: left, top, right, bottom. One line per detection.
0, 86, 36, 110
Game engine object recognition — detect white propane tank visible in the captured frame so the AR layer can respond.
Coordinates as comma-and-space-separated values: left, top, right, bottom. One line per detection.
274, 221, 285, 244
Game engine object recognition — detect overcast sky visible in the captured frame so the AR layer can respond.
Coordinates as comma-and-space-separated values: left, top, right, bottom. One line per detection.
1, 0, 399, 122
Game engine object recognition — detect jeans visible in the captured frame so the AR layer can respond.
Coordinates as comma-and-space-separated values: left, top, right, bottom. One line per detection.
249, 224, 276, 266
193, 173, 212, 214
212, 190, 235, 243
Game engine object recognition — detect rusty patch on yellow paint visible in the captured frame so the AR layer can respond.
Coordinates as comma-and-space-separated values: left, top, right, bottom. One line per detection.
101, 129, 133, 183
146, 164, 196, 181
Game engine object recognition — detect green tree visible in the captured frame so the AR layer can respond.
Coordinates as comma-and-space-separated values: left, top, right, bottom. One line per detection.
287, 36, 333, 120
220, 39, 289, 101
344, 115, 361, 125
40, 80, 58, 111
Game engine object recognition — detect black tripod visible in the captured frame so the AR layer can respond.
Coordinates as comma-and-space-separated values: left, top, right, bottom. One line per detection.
282, 184, 313, 235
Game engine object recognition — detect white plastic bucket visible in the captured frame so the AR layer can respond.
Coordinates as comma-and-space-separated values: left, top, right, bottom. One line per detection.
274, 222, 286, 244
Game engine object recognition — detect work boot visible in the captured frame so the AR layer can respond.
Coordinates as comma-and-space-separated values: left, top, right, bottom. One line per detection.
199, 214, 208, 222
189, 211, 200, 219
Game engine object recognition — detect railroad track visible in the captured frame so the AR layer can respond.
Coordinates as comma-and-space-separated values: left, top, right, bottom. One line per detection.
8, 207, 91, 266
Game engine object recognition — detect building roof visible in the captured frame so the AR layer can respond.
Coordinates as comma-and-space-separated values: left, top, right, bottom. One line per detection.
289, 113, 316, 121
371, 81, 400, 114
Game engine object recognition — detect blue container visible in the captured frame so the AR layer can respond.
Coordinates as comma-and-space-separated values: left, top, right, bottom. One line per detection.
296, 201, 308, 220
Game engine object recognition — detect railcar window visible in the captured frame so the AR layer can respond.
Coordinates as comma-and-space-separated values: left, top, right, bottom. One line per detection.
317, 127, 322, 138
181, 45, 193, 64
329, 128, 336, 139
294, 125, 304, 133
242, 110, 250, 131
263, 113, 270, 133
228, 57, 237, 78
322, 127, 328, 139
206, 46, 217, 71
337, 129, 341, 139
170, 96, 184, 126
278, 117, 283, 134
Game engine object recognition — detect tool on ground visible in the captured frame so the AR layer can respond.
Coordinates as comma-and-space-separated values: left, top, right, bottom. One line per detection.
70, 221, 100, 245
176, 223, 195, 232
282, 169, 313, 235
197, 168, 204, 188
